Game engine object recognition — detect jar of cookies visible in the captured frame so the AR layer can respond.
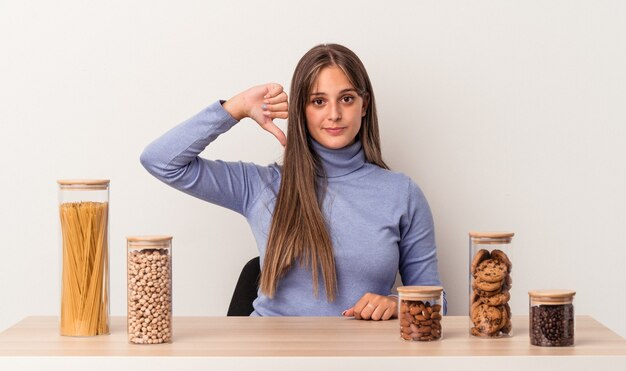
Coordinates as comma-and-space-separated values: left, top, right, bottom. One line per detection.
529, 290, 575, 347
397, 286, 444, 341
469, 232, 513, 337
58, 179, 110, 337
127, 236, 173, 344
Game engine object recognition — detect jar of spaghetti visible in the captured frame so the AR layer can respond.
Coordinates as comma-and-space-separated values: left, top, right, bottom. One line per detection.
397, 286, 444, 341
529, 290, 576, 347
127, 236, 173, 344
469, 231, 514, 337
58, 179, 110, 336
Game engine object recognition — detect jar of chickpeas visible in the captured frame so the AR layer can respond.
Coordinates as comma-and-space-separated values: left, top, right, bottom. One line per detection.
127, 236, 173, 344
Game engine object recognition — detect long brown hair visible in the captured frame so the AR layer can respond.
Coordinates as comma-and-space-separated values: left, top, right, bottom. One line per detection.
260, 44, 389, 301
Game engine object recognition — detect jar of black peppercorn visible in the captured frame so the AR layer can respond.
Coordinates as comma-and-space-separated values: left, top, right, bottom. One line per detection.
528, 290, 576, 347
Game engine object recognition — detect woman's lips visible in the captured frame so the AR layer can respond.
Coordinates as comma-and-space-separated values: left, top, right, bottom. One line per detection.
324, 127, 345, 136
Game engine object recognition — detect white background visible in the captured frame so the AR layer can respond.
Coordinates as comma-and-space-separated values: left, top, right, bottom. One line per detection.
1, 0, 625, 338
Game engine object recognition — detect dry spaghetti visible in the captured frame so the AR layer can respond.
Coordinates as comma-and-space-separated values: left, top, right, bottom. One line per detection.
59, 201, 109, 336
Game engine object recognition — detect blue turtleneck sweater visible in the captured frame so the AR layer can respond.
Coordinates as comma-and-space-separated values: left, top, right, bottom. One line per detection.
140, 101, 444, 316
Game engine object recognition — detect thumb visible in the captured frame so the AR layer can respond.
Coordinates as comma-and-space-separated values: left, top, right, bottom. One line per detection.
260, 120, 287, 147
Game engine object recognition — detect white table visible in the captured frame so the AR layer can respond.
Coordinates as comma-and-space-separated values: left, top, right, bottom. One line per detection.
1, 315, 625, 370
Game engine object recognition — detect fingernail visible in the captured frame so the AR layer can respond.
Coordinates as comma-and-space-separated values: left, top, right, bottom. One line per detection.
261, 104, 267, 110
341, 310, 347, 316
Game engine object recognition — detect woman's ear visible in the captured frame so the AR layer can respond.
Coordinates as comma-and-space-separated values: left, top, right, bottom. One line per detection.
361, 94, 369, 117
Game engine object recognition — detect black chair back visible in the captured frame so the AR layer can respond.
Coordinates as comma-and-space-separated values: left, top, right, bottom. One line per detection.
227, 256, 260, 316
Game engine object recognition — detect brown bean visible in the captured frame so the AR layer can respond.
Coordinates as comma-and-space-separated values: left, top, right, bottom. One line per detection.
399, 299, 442, 341
417, 326, 431, 334
404, 313, 414, 323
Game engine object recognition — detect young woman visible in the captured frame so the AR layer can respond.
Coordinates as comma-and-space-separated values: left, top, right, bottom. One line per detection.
141, 43, 445, 320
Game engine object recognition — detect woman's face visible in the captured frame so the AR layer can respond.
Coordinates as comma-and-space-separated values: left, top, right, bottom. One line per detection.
305, 66, 367, 149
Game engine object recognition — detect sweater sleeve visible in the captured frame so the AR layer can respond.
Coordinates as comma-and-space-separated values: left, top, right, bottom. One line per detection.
398, 180, 447, 313
140, 100, 278, 216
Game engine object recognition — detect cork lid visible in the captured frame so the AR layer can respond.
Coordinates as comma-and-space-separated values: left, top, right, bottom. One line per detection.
127, 236, 173, 248
469, 231, 514, 244
397, 286, 443, 298
58, 179, 110, 190
528, 289, 576, 304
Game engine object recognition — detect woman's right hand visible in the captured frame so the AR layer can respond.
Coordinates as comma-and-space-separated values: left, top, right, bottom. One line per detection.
223, 83, 288, 147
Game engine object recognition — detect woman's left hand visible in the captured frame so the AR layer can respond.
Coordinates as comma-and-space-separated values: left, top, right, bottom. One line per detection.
342, 293, 398, 321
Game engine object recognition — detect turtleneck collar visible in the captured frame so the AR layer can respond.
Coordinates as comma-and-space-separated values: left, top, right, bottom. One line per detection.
310, 138, 366, 178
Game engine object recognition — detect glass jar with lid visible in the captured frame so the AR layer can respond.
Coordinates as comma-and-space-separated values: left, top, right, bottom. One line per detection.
58, 179, 110, 336
127, 236, 173, 344
529, 290, 576, 347
469, 231, 514, 337
397, 286, 444, 341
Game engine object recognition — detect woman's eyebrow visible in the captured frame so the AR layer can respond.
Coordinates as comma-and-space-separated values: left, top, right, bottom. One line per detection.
309, 88, 357, 96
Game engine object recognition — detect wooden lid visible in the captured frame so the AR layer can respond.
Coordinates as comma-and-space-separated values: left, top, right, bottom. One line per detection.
469, 232, 515, 238
469, 231, 514, 244
58, 179, 110, 185
397, 286, 443, 298
528, 289, 576, 304
127, 236, 172, 248
58, 179, 110, 190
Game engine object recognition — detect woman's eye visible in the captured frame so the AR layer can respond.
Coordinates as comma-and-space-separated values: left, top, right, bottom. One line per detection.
312, 99, 324, 105
342, 96, 355, 103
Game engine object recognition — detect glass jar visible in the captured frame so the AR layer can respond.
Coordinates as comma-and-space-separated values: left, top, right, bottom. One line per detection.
469, 231, 514, 337
397, 286, 444, 341
127, 236, 173, 344
529, 290, 575, 347
58, 179, 110, 336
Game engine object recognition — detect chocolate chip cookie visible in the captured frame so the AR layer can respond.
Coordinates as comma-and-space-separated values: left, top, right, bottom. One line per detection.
476, 259, 508, 283
469, 248, 513, 337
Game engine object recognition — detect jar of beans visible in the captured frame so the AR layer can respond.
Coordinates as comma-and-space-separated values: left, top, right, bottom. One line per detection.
529, 290, 576, 347
469, 232, 514, 337
127, 236, 173, 344
397, 286, 444, 341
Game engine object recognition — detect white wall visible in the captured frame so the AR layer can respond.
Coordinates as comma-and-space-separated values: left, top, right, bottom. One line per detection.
1, 0, 625, 338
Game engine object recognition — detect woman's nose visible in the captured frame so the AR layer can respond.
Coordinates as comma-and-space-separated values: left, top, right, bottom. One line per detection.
328, 102, 342, 121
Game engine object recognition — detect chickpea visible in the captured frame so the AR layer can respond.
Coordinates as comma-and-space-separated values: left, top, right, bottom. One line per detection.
127, 249, 171, 344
